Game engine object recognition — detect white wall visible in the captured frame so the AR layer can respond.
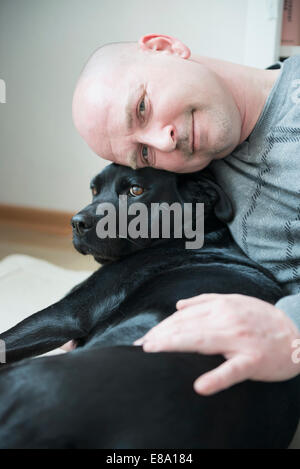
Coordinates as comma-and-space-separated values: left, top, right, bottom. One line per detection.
0, 0, 251, 211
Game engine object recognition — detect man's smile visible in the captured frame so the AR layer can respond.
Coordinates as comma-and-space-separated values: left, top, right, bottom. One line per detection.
191, 110, 195, 154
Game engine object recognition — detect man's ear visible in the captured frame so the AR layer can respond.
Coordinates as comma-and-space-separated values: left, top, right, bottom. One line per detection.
138, 34, 190, 59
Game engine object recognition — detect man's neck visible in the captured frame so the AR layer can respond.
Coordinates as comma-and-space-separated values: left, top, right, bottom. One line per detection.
190, 55, 281, 144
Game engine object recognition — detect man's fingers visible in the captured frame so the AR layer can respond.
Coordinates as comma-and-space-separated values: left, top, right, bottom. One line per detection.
176, 293, 221, 310
133, 304, 211, 345
193, 354, 255, 395
142, 327, 232, 354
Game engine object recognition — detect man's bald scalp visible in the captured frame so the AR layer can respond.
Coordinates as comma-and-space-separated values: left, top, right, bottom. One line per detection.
78, 41, 138, 81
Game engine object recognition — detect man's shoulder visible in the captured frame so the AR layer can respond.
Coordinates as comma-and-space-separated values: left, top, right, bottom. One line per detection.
266, 55, 300, 70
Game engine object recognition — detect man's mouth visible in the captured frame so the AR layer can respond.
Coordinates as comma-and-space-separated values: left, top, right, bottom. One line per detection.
191, 111, 195, 154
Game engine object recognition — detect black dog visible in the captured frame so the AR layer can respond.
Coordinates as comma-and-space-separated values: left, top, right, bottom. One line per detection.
0, 164, 299, 449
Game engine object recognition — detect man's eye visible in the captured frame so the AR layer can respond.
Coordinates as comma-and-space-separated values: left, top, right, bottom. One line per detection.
138, 98, 146, 119
141, 145, 149, 164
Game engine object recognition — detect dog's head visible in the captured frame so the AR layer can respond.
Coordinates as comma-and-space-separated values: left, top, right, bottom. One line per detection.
71, 163, 233, 264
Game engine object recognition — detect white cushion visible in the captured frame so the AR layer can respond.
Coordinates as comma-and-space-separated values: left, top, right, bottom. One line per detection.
0, 254, 91, 355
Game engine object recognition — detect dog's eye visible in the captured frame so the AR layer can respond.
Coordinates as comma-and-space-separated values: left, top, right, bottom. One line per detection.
129, 185, 144, 197
91, 186, 98, 196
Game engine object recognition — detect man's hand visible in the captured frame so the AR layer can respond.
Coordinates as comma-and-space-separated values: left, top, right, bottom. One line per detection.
134, 294, 300, 395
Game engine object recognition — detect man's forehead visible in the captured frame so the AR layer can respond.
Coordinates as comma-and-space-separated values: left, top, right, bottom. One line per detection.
73, 48, 149, 165
74, 76, 122, 140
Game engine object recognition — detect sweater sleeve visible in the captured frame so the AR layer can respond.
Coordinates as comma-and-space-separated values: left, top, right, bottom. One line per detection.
275, 294, 300, 331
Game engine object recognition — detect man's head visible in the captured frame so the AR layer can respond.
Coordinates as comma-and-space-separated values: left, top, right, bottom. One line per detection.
72, 34, 242, 173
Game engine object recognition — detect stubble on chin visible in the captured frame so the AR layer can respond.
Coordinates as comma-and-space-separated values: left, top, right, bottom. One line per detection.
205, 107, 238, 159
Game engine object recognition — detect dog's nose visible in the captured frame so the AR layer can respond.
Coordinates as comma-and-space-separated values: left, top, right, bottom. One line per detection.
71, 213, 94, 236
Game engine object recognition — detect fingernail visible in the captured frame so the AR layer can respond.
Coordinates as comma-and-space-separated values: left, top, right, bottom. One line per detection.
143, 341, 158, 352
194, 380, 213, 396
133, 338, 144, 346
176, 300, 185, 308
194, 384, 207, 395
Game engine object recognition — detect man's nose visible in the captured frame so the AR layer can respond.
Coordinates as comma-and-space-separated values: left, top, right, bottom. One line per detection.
140, 125, 176, 152
71, 213, 94, 236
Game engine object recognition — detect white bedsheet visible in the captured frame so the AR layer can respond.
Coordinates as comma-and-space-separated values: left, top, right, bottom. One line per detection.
0, 254, 90, 355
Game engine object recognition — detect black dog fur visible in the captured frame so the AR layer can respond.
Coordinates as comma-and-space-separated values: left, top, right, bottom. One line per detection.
0, 164, 299, 449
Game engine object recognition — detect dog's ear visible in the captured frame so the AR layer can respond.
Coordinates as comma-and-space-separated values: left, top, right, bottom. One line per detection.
176, 169, 234, 223
202, 171, 234, 223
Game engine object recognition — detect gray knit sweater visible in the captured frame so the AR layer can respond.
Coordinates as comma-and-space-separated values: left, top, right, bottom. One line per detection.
210, 55, 300, 330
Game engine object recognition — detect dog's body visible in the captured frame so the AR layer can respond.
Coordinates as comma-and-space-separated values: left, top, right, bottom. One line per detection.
0, 164, 299, 448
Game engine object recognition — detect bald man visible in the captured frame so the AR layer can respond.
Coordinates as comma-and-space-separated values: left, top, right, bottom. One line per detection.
72, 34, 300, 396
